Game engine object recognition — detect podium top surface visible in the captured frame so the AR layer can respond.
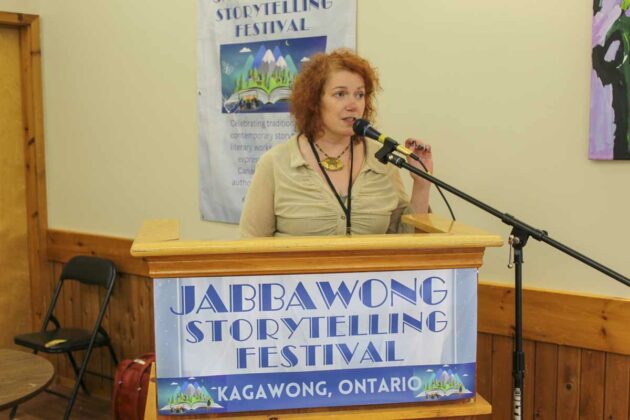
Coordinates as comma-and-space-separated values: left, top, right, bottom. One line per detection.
130, 214, 503, 258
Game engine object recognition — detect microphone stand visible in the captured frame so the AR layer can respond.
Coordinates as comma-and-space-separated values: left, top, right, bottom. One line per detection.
374, 139, 630, 420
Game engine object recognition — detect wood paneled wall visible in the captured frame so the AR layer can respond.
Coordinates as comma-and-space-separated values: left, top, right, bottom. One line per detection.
475, 335, 629, 420
41, 229, 630, 419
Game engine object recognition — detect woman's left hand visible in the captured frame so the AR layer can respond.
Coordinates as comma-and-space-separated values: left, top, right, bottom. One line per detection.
404, 138, 433, 183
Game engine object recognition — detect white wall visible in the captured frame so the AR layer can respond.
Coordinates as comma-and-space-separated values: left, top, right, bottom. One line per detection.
1, 0, 628, 297
0, 0, 35, 13
360, 2, 630, 298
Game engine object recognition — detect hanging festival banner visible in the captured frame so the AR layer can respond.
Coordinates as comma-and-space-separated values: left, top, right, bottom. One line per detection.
153, 268, 478, 414
198, 0, 357, 222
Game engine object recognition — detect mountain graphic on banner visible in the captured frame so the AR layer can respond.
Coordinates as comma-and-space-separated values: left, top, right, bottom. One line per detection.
416, 367, 473, 401
224, 45, 298, 112
259, 48, 277, 75
161, 380, 222, 414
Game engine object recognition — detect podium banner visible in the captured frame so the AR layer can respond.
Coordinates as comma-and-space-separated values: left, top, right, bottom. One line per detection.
197, 0, 357, 223
153, 268, 478, 414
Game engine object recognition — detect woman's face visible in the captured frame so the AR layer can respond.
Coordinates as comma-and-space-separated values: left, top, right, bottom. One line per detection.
318, 70, 366, 141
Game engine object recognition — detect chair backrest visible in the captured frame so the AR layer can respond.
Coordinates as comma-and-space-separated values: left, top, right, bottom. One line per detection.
60, 255, 116, 288
42, 255, 117, 332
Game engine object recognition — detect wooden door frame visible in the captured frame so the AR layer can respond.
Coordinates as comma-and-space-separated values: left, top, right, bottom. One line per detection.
0, 12, 49, 330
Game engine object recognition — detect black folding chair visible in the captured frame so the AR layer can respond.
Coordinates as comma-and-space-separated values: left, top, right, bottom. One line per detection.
14, 255, 118, 419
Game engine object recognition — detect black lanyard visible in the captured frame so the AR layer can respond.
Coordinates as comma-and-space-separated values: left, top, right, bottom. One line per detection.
308, 138, 354, 235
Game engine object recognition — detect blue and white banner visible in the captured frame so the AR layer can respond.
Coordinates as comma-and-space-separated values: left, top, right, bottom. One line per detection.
198, 0, 357, 223
153, 269, 478, 414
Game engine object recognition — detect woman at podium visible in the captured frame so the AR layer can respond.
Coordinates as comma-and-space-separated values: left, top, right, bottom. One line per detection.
239, 49, 433, 237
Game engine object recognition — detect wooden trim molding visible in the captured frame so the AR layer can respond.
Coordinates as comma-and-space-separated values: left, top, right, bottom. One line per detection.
47, 229, 148, 276
46, 229, 630, 355
0, 12, 37, 26
1, 12, 50, 330
479, 282, 630, 356
140, 248, 487, 278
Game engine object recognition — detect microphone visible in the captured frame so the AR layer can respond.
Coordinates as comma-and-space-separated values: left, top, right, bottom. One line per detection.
352, 118, 414, 157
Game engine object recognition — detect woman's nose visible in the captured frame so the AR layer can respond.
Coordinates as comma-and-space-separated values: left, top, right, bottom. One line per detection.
346, 98, 359, 111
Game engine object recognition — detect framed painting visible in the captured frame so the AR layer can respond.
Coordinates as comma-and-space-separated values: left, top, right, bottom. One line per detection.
591, 0, 630, 160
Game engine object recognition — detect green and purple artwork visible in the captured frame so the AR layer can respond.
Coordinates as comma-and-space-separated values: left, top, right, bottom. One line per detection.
591, 0, 630, 160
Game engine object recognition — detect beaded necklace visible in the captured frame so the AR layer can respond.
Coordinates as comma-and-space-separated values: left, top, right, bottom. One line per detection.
312, 141, 351, 171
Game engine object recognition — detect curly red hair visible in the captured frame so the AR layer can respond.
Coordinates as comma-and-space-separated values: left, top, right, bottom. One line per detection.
289, 49, 380, 140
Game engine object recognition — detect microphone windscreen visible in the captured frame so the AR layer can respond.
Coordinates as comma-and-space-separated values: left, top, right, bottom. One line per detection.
352, 118, 371, 137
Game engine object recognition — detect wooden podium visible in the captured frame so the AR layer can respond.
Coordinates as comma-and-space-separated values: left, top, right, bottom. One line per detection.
131, 215, 502, 419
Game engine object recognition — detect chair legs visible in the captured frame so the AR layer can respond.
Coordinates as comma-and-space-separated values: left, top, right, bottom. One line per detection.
66, 352, 90, 395
63, 345, 119, 419
63, 347, 96, 420
35, 342, 119, 418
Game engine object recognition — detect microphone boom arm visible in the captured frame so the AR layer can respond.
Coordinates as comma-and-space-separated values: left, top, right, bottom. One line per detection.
377, 141, 629, 286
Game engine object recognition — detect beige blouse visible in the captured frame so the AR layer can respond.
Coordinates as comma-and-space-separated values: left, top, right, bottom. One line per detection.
239, 136, 415, 237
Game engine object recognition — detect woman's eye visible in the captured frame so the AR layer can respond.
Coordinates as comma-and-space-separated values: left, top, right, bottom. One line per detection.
334, 91, 346, 98
356, 92, 365, 99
